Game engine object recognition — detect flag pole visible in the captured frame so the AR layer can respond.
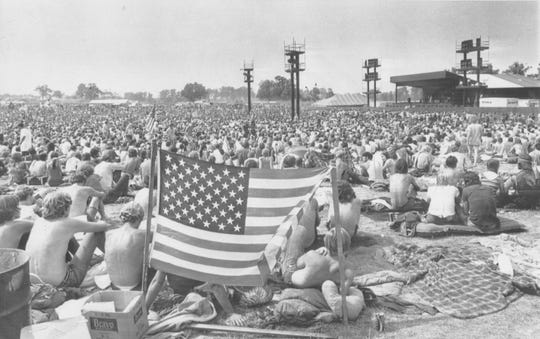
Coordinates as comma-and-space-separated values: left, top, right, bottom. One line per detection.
330, 167, 349, 325
142, 138, 158, 295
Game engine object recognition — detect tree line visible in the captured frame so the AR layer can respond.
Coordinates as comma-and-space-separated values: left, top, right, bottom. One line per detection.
32, 61, 540, 103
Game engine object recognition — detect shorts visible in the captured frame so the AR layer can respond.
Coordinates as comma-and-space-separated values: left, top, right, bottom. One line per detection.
58, 261, 85, 288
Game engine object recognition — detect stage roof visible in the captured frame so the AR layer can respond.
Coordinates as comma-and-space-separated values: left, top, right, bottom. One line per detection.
313, 93, 366, 107
390, 71, 462, 88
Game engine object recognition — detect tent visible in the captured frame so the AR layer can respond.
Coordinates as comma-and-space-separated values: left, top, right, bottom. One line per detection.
313, 93, 367, 107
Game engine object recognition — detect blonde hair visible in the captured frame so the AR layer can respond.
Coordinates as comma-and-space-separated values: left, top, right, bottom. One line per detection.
119, 202, 145, 225
42, 191, 72, 220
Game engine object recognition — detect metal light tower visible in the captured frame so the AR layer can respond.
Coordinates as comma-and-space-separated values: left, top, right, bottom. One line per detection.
242, 61, 254, 114
363, 59, 381, 108
456, 37, 489, 106
285, 39, 306, 120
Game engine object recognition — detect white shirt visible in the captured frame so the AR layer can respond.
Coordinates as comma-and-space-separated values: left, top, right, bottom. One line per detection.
427, 185, 459, 218
65, 157, 81, 172
20, 128, 32, 152
94, 161, 124, 190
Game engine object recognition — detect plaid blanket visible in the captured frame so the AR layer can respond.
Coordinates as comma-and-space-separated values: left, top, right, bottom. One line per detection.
385, 242, 538, 319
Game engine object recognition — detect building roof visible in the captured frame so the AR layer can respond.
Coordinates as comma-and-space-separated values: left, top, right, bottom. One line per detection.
89, 99, 130, 105
313, 93, 366, 107
477, 73, 540, 89
390, 71, 462, 88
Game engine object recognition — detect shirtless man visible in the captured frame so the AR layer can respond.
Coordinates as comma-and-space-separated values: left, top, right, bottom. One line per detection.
105, 203, 147, 290
291, 228, 353, 290
0, 195, 33, 248
327, 180, 362, 237
25, 191, 112, 287
59, 173, 106, 220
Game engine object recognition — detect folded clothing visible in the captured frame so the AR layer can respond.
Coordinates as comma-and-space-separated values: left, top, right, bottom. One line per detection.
321, 280, 365, 321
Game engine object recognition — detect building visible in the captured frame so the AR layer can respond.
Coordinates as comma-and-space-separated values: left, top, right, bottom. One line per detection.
390, 71, 540, 107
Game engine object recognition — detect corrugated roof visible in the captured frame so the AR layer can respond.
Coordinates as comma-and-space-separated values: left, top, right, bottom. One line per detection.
478, 73, 540, 89
313, 93, 366, 107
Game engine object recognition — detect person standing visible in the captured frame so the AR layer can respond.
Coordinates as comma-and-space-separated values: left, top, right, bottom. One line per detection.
466, 117, 483, 165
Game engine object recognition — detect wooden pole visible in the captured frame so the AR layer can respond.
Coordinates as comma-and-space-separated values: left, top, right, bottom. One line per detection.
186, 323, 337, 338
142, 139, 158, 295
330, 167, 349, 325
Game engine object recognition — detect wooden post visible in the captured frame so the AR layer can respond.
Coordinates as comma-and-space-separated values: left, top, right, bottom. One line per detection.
330, 167, 349, 324
142, 139, 158, 295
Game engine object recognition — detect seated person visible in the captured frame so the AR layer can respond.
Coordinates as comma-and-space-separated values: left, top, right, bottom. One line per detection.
28, 152, 47, 177
503, 154, 539, 208
59, 173, 106, 220
437, 155, 461, 188
0, 195, 33, 249
8, 152, 29, 185
105, 203, 147, 290
46, 152, 64, 187
411, 145, 434, 175
291, 227, 353, 290
14, 185, 37, 220
480, 159, 505, 197
327, 180, 361, 237
424, 175, 462, 224
337, 152, 369, 185
389, 159, 422, 211
461, 172, 500, 230
25, 191, 112, 287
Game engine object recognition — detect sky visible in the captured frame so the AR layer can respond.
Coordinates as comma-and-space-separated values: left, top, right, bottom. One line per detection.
0, 0, 538, 96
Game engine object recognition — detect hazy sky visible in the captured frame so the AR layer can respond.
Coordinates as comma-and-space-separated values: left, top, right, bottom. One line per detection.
0, 0, 538, 95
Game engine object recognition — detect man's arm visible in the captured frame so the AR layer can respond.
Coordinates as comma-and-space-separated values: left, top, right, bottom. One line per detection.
69, 218, 112, 233
85, 187, 106, 199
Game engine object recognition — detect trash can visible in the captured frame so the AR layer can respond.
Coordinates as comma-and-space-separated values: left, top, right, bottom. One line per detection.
0, 248, 31, 339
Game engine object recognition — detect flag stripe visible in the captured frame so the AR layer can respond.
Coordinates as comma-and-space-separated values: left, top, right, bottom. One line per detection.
246, 206, 302, 217
157, 224, 269, 252
244, 225, 280, 235
150, 252, 264, 285
153, 242, 262, 268
249, 176, 328, 189
246, 195, 310, 209
245, 216, 287, 227
151, 250, 262, 276
247, 186, 314, 198
158, 216, 273, 244
154, 233, 264, 261
249, 168, 327, 179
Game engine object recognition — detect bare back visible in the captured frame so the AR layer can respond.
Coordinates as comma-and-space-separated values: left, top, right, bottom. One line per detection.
26, 218, 76, 285
105, 226, 146, 289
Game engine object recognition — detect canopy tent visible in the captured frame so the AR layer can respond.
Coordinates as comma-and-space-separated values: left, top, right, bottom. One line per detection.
313, 93, 367, 107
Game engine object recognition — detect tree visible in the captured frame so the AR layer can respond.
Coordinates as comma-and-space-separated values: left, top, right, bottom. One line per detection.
504, 62, 531, 76
35, 85, 52, 99
52, 90, 63, 98
181, 82, 207, 102
256, 79, 275, 100
85, 83, 102, 100
76, 83, 87, 99
327, 88, 335, 98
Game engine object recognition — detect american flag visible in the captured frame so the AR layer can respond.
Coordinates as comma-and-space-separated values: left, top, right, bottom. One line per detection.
149, 150, 328, 286
145, 105, 156, 134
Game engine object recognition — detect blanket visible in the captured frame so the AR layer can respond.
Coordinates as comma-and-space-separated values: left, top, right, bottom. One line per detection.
385, 242, 538, 319
474, 234, 540, 283
146, 292, 217, 335
415, 217, 526, 237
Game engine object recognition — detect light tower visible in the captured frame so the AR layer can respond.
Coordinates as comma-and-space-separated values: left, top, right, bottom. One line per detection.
456, 37, 489, 106
242, 61, 254, 114
285, 39, 306, 120
363, 58, 381, 108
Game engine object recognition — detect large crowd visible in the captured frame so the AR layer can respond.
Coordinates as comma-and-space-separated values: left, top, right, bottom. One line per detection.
1, 102, 540, 319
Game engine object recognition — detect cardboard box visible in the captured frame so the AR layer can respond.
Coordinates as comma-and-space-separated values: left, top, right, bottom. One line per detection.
81, 291, 148, 339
